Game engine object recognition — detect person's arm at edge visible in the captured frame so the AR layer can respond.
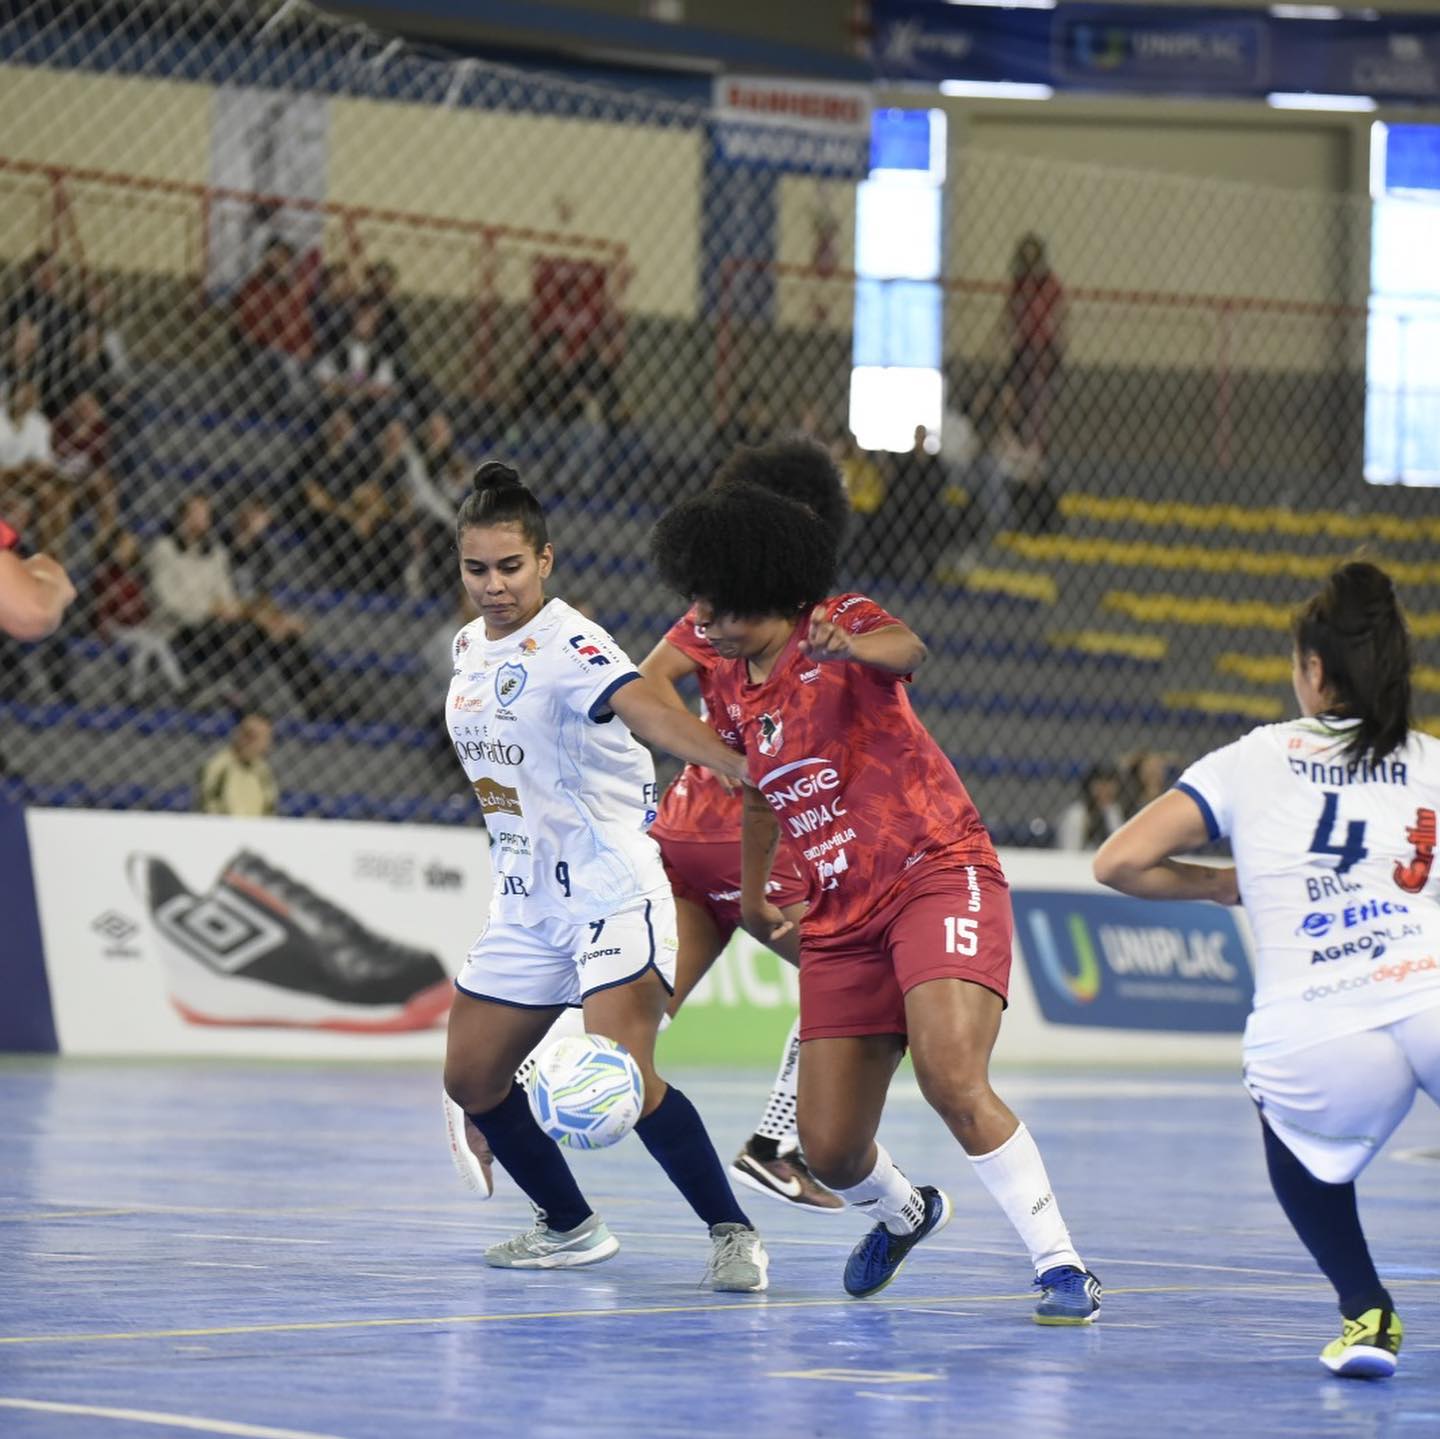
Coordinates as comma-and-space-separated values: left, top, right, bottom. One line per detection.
608, 675, 747, 784
1093, 790, 1239, 905
637, 635, 700, 712
800, 607, 927, 675
0, 550, 76, 640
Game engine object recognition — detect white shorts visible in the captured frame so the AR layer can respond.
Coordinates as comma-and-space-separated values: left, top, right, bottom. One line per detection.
1243, 1003, 1440, 1183
456, 890, 678, 1009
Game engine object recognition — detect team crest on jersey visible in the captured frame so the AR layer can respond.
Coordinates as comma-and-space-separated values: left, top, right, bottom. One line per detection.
757, 711, 784, 757
495, 663, 528, 707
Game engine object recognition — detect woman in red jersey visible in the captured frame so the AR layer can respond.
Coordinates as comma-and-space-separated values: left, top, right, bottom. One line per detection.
640, 440, 847, 1212
649, 480, 1100, 1322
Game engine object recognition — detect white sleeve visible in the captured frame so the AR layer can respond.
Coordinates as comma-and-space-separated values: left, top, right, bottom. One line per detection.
1175, 734, 1254, 843
554, 619, 642, 722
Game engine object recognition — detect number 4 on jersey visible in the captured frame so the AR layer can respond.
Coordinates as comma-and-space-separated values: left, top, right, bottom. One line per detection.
1309, 791, 1368, 875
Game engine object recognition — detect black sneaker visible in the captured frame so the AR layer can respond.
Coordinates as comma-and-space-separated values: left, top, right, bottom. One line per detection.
843, 1185, 952, 1298
127, 849, 451, 1030
731, 1139, 845, 1212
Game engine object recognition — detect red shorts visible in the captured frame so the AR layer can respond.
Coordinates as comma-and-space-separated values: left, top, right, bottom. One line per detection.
657, 834, 811, 941
799, 864, 1012, 1042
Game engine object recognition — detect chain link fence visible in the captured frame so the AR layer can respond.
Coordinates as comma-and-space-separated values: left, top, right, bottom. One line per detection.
1, 0, 1436, 845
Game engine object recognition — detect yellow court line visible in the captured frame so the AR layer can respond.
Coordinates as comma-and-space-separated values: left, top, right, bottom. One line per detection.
0, 1399, 348, 1439
0, 1281, 1385, 1347
1061, 492, 1440, 544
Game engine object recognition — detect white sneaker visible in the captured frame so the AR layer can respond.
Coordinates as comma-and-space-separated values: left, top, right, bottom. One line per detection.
485, 1210, 619, 1269
707, 1223, 769, 1293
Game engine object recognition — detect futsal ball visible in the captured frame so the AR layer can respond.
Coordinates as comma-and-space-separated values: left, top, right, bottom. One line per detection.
526, 1033, 645, 1150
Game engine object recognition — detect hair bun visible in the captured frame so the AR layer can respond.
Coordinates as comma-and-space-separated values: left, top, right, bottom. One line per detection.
472, 461, 523, 495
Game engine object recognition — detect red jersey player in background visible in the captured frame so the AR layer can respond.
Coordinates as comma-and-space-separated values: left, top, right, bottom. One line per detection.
640, 440, 846, 1211
649, 479, 1101, 1323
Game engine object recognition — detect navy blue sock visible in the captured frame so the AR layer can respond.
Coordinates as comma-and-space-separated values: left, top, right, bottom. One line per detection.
468, 1083, 591, 1233
635, 1085, 751, 1230
1261, 1116, 1392, 1318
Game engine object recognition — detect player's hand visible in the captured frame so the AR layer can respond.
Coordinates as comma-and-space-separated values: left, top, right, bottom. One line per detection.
741, 899, 794, 947
800, 605, 854, 663
703, 766, 738, 794
25, 553, 76, 606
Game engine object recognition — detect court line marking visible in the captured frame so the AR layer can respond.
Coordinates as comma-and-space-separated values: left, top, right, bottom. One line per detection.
0, 1281, 1373, 1347
0, 1398, 350, 1439
176, 1234, 334, 1246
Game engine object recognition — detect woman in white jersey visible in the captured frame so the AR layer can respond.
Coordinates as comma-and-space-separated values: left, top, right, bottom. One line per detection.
442, 463, 769, 1292
1095, 561, 1440, 1379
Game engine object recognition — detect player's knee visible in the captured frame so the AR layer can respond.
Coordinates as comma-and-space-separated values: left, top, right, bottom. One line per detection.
443, 1065, 511, 1117
914, 1064, 991, 1136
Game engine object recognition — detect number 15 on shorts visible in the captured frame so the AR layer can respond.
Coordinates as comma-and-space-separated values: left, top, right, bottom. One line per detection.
944, 916, 978, 955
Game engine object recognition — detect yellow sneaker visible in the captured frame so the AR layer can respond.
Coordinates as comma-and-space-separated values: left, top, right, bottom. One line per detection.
1319, 1308, 1402, 1378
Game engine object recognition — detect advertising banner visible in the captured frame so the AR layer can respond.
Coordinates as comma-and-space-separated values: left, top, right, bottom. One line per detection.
872, 1, 1440, 104
21, 810, 1250, 1065
26, 809, 491, 1057
1012, 889, 1253, 1032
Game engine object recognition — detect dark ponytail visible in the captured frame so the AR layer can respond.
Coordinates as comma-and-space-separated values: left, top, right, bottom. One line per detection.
1293, 561, 1412, 765
454, 461, 549, 554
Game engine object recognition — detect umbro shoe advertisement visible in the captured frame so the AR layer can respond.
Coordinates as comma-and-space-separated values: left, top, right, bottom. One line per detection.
23, 810, 493, 1057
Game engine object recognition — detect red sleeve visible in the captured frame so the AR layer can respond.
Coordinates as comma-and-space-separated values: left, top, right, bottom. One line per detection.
825, 593, 900, 637
824, 593, 912, 686
663, 608, 717, 672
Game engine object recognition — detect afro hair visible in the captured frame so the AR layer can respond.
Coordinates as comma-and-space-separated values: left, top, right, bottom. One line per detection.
649, 482, 837, 619
712, 438, 849, 554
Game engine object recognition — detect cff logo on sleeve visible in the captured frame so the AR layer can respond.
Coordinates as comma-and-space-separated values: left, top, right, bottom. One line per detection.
568, 634, 611, 668
1014, 891, 1253, 1032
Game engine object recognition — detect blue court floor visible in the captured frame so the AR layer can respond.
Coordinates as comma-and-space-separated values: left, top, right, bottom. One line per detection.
2, 1059, 1438, 1439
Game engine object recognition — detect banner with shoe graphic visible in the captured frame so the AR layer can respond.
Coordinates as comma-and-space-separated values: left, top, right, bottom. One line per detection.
24, 809, 492, 1056
13, 813, 1250, 1063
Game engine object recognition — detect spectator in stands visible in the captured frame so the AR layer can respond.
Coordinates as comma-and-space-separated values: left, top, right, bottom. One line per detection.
886, 424, 950, 578
232, 238, 313, 413
309, 261, 355, 359
1120, 748, 1177, 819
3, 250, 79, 409
314, 302, 398, 433
199, 711, 279, 817
833, 430, 885, 574
52, 387, 120, 556
1000, 233, 1066, 451
3, 315, 42, 400
148, 492, 248, 698
0, 380, 64, 553
1055, 763, 1125, 852
93, 527, 184, 700
294, 403, 367, 544
989, 390, 1056, 534
360, 259, 409, 370
401, 409, 468, 597
224, 497, 353, 723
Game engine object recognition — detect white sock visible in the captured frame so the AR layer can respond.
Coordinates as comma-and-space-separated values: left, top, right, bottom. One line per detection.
968, 1123, 1083, 1276
754, 1018, 801, 1148
830, 1143, 927, 1235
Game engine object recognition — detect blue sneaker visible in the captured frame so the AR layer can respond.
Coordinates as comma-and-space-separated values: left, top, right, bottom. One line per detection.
843, 1186, 952, 1298
1033, 1265, 1102, 1324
